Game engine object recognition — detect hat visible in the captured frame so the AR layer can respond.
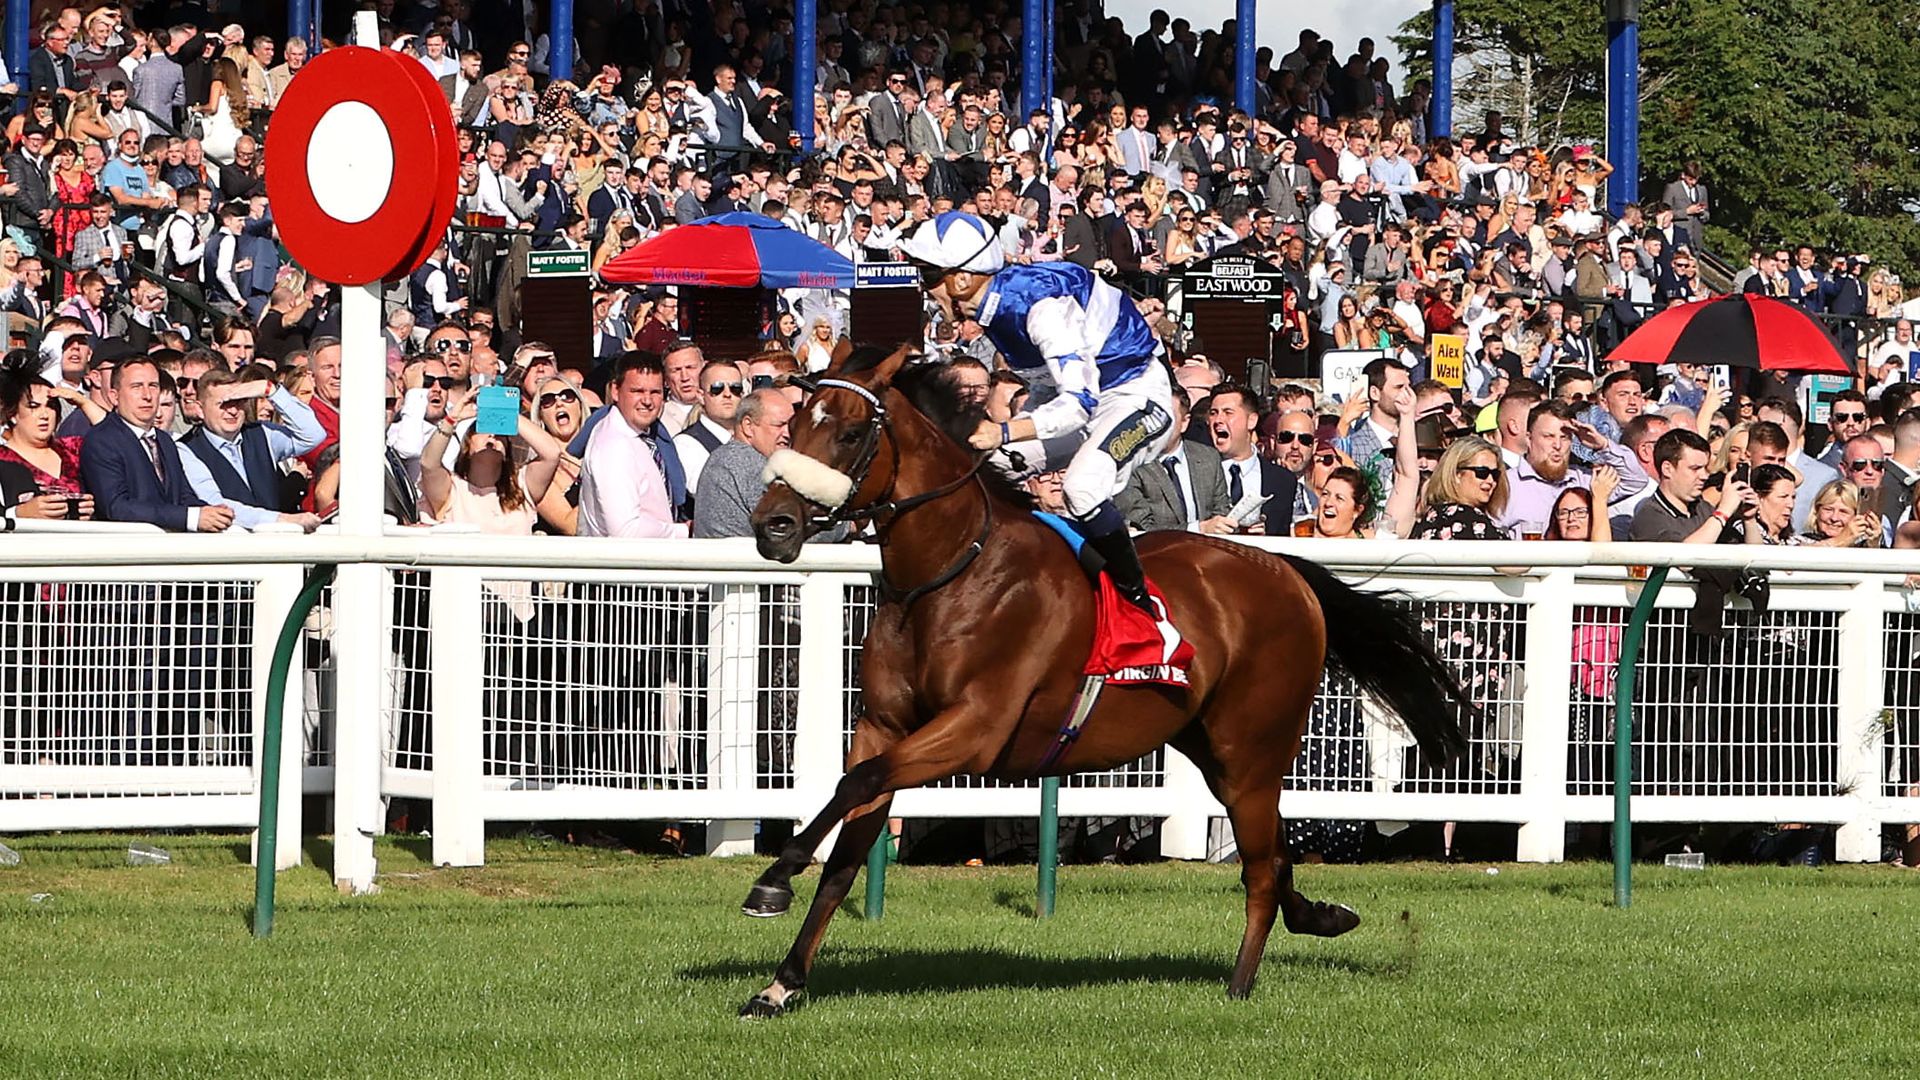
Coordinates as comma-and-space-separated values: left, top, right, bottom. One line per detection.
1549, 234, 1573, 247
900, 212, 1005, 274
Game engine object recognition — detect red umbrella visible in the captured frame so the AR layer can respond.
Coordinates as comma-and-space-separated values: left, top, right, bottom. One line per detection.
1606, 294, 1852, 373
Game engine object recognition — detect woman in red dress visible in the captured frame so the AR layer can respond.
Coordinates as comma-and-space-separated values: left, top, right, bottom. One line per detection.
0, 351, 105, 503
49, 140, 96, 297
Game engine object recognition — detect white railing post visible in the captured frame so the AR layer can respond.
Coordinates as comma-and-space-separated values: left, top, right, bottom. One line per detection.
793, 574, 848, 860
1517, 569, 1576, 862
705, 583, 761, 855
1834, 577, 1887, 862
249, 564, 307, 870
429, 567, 487, 867
329, 561, 384, 893
1160, 748, 1213, 859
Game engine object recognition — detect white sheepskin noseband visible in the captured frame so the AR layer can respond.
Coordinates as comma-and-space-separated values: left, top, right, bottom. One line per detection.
763, 449, 855, 508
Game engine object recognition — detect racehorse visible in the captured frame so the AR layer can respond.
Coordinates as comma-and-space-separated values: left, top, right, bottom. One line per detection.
740, 344, 1472, 1016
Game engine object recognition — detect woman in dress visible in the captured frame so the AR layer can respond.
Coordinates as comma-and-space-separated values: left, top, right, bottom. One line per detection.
0, 351, 103, 515
198, 58, 248, 164
420, 394, 564, 535
48, 141, 94, 281
1331, 294, 1371, 349
1408, 436, 1517, 856
531, 376, 587, 536
632, 87, 671, 140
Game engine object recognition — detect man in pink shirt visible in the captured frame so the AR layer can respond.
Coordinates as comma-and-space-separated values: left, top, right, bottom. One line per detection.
578, 353, 689, 537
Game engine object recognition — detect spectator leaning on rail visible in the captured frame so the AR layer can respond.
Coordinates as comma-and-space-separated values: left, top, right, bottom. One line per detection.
176, 366, 324, 532
80, 354, 232, 532
578, 351, 687, 538
692, 388, 796, 539
1498, 400, 1644, 537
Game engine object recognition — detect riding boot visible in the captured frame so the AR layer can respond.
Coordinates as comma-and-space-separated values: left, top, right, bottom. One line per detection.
1084, 524, 1156, 617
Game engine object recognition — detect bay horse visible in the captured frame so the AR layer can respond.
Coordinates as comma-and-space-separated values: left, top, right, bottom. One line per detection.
740, 344, 1471, 1016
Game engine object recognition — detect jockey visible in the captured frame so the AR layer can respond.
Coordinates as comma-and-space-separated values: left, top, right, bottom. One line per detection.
902, 211, 1180, 628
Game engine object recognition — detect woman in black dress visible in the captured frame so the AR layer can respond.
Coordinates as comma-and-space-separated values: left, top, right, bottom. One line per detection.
1406, 436, 1516, 858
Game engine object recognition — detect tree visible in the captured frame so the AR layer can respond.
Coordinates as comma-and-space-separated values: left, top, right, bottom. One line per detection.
1396, 0, 1920, 279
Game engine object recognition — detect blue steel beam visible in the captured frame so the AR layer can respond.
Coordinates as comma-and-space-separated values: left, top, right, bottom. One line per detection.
794, 0, 817, 154
1605, 0, 1640, 217
1430, 0, 1453, 139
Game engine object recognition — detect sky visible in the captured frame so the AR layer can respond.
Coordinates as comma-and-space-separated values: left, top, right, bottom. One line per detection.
1098, 0, 1428, 69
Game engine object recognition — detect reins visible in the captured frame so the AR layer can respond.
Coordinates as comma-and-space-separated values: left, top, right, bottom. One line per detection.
790, 376, 995, 610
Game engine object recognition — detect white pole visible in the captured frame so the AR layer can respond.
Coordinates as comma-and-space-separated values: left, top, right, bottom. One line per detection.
331, 279, 386, 894
329, 9, 400, 894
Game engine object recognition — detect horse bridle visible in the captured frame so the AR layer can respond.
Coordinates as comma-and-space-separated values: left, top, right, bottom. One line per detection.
782, 375, 994, 608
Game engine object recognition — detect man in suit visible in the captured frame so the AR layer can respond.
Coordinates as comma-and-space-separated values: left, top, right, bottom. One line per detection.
1105, 198, 1164, 294
80, 356, 234, 532
1785, 244, 1828, 313
1, 126, 54, 236
945, 104, 988, 187
1661, 162, 1710, 252
868, 71, 911, 149
1212, 125, 1266, 205
178, 367, 325, 530
439, 49, 489, 126
1205, 384, 1301, 535
266, 36, 308, 108
904, 88, 945, 162
29, 24, 79, 103
586, 160, 634, 235
707, 64, 770, 168
1118, 388, 1236, 533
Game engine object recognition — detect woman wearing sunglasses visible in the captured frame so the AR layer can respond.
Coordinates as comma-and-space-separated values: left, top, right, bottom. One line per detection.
532, 376, 588, 535
1412, 436, 1511, 541
421, 388, 564, 537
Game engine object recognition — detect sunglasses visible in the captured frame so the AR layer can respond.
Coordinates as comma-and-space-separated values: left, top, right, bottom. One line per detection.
1846, 459, 1884, 472
1313, 452, 1338, 466
422, 375, 458, 389
1457, 464, 1501, 480
1267, 431, 1313, 446
431, 338, 473, 354
537, 388, 580, 409
384, 396, 399, 408
707, 381, 745, 397
1832, 411, 1868, 423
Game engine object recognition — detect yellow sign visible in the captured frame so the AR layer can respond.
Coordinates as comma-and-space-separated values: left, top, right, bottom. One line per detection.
1430, 334, 1467, 388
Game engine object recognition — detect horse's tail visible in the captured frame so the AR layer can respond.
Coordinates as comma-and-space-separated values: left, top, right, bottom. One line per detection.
1280, 554, 1473, 763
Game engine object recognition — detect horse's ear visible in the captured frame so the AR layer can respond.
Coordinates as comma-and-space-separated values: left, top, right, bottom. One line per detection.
869, 343, 916, 386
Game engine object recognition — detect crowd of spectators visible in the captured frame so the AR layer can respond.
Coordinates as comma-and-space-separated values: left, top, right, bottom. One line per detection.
0, 0, 1915, 868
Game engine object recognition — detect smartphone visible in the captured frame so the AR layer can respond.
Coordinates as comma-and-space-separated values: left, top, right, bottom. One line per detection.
64, 495, 81, 520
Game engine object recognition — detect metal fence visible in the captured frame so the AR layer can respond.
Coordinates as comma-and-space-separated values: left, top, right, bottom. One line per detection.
1, 535, 1917, 872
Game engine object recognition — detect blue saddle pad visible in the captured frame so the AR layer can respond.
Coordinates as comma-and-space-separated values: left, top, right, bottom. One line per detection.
1033, 511, 1088, 557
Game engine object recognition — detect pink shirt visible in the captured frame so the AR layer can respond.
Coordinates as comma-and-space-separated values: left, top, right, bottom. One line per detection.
577, 408, 687, 538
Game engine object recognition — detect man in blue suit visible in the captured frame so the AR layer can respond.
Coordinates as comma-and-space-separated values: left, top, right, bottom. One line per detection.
79, 356, 235, 532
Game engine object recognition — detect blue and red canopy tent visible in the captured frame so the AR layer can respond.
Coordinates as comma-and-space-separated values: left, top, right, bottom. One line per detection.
598, 213, 856, 289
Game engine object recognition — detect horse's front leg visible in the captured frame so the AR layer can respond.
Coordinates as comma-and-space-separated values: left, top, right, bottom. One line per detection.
744, 722, 897, 917
739, 702, 1019, 1017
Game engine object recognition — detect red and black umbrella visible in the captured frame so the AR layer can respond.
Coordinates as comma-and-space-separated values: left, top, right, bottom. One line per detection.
1607, 293, 1852, 373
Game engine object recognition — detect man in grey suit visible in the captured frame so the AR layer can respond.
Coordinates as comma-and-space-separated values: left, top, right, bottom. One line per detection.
946, 104, 989, 186
1661, 161, 1710, 251
867, 71, 911, 149
1118, 389, 1237, 533
907, 90, 947, 162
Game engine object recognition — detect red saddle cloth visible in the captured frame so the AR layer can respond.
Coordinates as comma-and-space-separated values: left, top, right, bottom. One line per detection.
1083, 572, 1194, 687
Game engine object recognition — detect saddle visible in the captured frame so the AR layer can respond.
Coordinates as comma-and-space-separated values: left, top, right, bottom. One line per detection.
1033, 512, 1193, 688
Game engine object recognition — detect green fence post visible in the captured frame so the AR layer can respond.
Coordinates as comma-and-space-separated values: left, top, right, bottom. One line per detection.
864, 828, 888, 920
1612, 565, 1669, 910
253, 563, 337, 939
1036, 776, 1060, 918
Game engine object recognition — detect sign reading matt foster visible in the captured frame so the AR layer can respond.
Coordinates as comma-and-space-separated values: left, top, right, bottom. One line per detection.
1180, 254, 1288, 298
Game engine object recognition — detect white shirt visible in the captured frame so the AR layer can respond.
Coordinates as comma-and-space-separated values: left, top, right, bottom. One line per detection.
1160, 444, 1199, 527
671, 415, 732, 495
1220, 452, 1264, 511
578, 409, 688, 538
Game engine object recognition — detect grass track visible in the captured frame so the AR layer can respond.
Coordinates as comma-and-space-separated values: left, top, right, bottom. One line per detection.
0, 834, 1913, 1078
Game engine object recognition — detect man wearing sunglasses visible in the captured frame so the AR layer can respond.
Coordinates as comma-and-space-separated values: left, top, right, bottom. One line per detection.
423, 324, 475, 388
1258, 408, 1320, 522
1816, 390, 1871, 470
673, 359, 747, 499
387, 357, 457, 486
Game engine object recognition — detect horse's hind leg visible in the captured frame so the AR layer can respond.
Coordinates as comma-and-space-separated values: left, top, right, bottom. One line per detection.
1220, 782, 1284, 999
740, 795, 893, 1018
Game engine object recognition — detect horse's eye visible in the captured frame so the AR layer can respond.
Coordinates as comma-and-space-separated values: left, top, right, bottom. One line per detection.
837, 429, 863, 447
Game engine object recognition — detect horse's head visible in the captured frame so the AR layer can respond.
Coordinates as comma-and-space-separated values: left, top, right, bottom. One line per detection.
752, 344, 915, 562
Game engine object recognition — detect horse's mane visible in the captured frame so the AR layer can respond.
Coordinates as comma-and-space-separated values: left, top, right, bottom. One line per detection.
836, 344, 1038, 511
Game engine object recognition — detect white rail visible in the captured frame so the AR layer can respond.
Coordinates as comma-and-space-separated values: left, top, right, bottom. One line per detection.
2, 533, 1917, 876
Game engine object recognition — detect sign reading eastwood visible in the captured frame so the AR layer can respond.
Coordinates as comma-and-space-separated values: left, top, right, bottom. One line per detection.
1180, 254, 1286, 298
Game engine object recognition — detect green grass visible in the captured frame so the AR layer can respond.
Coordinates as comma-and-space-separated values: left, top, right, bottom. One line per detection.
0, 833, 1914, 1077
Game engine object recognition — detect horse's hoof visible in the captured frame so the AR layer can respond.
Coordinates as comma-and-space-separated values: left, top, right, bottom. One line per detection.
1287, 901, 1361, 938
741, 883, 793, 918
739, 993, 785, 1019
